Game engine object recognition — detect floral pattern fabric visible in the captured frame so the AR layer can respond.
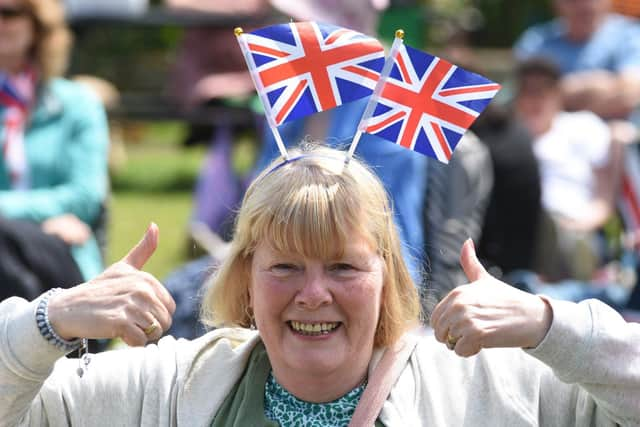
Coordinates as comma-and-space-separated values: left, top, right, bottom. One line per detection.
264, 372, 366, 427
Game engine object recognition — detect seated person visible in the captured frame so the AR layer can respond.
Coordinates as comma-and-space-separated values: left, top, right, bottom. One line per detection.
513, 0, 640, 122
471, 104, 544, 278
0, 0, 110, 300
514, 58, 615, 281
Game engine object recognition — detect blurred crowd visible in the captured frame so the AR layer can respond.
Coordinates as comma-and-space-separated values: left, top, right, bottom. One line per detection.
2, 0, 640, 346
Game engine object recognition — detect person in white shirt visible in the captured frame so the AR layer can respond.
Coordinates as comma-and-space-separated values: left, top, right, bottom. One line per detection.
514, 57, 615, 281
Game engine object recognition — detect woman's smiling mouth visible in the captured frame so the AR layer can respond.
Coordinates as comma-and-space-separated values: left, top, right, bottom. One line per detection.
288, 321, 341, 336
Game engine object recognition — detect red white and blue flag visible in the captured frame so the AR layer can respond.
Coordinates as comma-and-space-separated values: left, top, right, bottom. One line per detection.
1, 70, 35, 189
239, 22, 385, 126
359, 41, 500, 163
619, 144, 640, 247
0, 75, 28, 111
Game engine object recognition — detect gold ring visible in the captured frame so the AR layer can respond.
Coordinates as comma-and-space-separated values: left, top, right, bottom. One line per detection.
142, 321, 159, 336
446, 334, 458, 350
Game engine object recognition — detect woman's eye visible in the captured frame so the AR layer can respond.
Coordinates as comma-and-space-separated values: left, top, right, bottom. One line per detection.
330, 263, 356, 272
270, 263, 299, 274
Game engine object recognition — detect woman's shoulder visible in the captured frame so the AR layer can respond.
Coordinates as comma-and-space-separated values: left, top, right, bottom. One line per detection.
157, 328, 262, 415
42, 77, 105, 110
162, 327, 261, 373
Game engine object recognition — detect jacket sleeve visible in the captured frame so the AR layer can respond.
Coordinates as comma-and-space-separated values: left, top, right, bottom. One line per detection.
424, 132, 494, 300
526, 298, 640, 425
0, 296, 180, 427
0, 83, 109, 225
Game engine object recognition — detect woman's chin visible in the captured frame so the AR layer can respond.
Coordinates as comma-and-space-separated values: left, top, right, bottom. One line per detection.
282, 327, 347, 374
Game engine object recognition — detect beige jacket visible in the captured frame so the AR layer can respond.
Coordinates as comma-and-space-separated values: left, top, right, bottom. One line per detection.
1, 295, 639, 426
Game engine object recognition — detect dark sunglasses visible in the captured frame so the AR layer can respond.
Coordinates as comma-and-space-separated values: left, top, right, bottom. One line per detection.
0, 7, 28, 19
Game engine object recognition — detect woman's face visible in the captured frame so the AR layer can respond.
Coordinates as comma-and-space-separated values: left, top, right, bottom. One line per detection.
250, 234, 384, 391
0, 0, 34, 67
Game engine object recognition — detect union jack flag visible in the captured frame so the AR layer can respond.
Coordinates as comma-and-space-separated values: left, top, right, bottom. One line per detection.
619, 144, 640, 248
0, 70, 35, 189
0, 73, 29, 112
239, 22, 385, 126
360, 42, 500, 163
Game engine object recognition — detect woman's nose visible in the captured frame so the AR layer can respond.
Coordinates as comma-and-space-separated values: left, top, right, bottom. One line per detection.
294, 269, 332, 309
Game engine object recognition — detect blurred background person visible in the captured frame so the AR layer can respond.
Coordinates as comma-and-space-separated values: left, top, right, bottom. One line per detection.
513, 0, 640, 123
471, 103, 544, 281
422, 131, 493, 303
513, 0, 640, 313
514, 0, 640, 205
0, 0, 110, 301
514, 58, 614, 282
164, 0, 270, 245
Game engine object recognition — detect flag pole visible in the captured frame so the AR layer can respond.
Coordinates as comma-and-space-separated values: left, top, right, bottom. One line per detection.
346, 29, 405, 161
234, 27, 289, 160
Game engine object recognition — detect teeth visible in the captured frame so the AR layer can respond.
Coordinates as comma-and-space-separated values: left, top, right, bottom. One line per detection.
290, 321, 339, 335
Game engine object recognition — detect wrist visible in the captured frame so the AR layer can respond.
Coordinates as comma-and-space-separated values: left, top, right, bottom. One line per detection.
46, 289, 76, 341
35, 288, 82, 352
528, 295, 553, 349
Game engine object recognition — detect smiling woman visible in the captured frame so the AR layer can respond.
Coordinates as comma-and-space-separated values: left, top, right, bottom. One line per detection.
1, 144, 639, 426
200, 144, 420, 404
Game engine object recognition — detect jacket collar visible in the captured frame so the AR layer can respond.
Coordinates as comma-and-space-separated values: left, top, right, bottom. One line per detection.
29, 81, 63, 125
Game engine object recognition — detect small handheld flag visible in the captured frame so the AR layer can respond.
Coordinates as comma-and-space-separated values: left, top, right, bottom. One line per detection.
235, 22, 386, 159
1, 70, 35, 189
351, 30, 501, 163
619, 144, 640, 249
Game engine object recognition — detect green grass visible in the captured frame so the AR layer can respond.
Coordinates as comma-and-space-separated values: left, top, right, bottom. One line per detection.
106, 191, 194, 279
105, 121, 206, 279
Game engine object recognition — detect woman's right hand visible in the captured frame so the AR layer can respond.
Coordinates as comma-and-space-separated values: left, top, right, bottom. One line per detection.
47, 223, 176, 346
430, 239, 552, 357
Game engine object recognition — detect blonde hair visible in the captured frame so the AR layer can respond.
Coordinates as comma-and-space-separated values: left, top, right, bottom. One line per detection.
200, 144, 422, 347
23, 0, 72, 79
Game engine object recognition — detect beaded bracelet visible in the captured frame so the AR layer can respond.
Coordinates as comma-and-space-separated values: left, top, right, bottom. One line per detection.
35, 288, 91, 377
35, 288, 82, 352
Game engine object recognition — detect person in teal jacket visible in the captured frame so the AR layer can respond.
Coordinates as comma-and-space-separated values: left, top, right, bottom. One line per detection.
0, 0, 109, 290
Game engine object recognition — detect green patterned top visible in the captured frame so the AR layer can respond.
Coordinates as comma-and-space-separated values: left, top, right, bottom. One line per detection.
210, 342, 384, 427
264, 372, 366, 427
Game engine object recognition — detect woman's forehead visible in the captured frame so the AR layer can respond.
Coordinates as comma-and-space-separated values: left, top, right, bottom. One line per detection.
254, 234, 377, 259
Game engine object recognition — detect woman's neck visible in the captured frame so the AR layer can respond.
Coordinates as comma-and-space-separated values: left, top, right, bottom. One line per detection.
271, 364, 369, 403
0, 54, 27, 75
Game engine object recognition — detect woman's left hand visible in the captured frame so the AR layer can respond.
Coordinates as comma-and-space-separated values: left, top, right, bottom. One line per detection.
430, 239, 553, 357
42, 214, 91, 245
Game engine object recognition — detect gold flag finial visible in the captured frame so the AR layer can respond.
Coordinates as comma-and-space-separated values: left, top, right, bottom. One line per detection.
395, 29, 405, 39
234, 27, 244, 36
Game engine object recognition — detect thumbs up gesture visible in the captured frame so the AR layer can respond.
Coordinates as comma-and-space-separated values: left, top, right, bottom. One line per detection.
47, 224, 176, 346
429, 239, 552, 357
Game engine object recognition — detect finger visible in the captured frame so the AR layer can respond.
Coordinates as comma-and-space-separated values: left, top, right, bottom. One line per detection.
453, 335, 481, 358
126, 283, 173, 333
429, 286, 460, 339
134, 311, 164, 342
429, 297, 451, 340
429, 299, 447, 340
123, 223, 159, 270
141, 271, 176, 316
146, 298, 173, 333
459, 238, 489, 282
121, 325, 150, 347
433, 302, 465, 344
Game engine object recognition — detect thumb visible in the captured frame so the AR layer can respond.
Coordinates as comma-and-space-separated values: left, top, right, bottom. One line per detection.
122, 222, 159, 270
460, 238, 489, 282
